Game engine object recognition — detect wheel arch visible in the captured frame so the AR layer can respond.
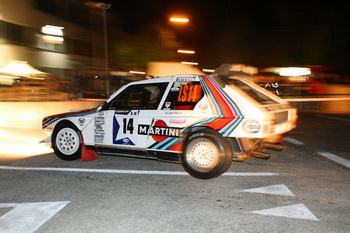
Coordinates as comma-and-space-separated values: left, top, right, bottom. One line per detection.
53, 119, 80, 133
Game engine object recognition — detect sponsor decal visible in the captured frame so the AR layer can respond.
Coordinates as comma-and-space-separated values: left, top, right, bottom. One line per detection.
169, 119, 187, 124
176, 77, 198, 82
138, 120, 181, 142
163, 101, 171, 110
189, 132, 205, 140
115, 110, 131, 115
115, 137, 135, 145
94, 113, 105, 143
112, 114, 136, 145
199, 104, 208, 113
173, 81, 183, 86
114, 110, 139, 115
78, 118, 85, 126
242, 120, 261, 134
165, 111, 183, 115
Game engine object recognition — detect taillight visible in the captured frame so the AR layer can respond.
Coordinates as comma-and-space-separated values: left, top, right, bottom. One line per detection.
292, 114, 298, 126
263, 120, 275, 134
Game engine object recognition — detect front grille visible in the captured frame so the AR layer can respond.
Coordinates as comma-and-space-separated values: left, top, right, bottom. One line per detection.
275, 111, 288, 124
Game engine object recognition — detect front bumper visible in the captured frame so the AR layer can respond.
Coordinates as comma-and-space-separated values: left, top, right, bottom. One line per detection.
39, 135, 52, 148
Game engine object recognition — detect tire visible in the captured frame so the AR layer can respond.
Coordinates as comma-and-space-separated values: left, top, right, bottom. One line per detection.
181, 129, 233, 179
52, 122, 82, 161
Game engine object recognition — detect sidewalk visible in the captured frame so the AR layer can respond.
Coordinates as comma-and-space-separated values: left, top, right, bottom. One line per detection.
0, 126, 53, 158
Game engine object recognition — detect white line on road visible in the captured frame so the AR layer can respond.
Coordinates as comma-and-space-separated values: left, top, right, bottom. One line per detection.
247, 203, 319, 221
317, 152, 350, 168
315, 114, 350, 122
240, 184, 295, 196
0, 201, 69, 233
283, 137, 304, 145
222, 172, 281, 176
0, 166, 281, 176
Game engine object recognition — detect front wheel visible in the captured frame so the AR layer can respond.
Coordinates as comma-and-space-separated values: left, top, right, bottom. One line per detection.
181, 129, 233, 179
52, 122, 82, 160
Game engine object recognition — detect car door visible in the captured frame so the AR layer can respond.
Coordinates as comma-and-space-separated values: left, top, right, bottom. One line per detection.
144, 76, 208, 153
94, 82, 169, 152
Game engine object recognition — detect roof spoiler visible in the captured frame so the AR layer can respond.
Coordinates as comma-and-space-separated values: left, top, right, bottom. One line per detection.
213, 64, 258, 80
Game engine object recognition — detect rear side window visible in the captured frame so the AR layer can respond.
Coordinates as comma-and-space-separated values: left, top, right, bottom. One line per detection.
227, 79, 279, 104
109, 83, 168, 110
162, 81, 203, 110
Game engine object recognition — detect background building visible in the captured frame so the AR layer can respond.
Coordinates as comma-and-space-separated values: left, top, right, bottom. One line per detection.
0, 0, 119, 100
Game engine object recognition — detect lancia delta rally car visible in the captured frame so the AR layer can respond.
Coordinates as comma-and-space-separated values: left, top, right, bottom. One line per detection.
42, 73, 297, 179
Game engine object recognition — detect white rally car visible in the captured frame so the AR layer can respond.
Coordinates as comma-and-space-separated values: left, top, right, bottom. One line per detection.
42, 74, 297, 179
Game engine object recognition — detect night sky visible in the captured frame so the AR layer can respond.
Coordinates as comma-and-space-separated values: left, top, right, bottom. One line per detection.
109, 0, 350, 72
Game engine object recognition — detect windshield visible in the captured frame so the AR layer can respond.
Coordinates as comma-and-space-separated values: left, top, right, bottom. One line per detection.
219, 76, 280, 105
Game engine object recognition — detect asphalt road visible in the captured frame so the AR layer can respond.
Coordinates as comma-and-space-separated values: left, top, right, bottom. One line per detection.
285, 113, 350, 167
0, 113, 349, 233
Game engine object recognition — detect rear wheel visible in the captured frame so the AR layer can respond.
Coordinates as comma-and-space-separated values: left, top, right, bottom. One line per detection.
181, 129, 233, 179
52, 122, 82, 160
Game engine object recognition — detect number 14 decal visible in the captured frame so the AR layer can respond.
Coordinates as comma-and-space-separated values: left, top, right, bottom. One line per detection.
123, 118, 134, 134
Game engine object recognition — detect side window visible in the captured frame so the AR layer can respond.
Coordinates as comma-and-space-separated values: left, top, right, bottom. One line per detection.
109, 83, 168, 110
162, 81, 204, 110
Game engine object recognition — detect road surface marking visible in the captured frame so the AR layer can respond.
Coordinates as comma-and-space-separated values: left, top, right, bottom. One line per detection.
283, 137, 304, 145
315, 114, 350, 122
247, 203, 319, 221
240, 184, 295, 196
0, 201, 69, 233
317, 152, 350, 168
222, 172, 281, 176
0, 166, 281, 176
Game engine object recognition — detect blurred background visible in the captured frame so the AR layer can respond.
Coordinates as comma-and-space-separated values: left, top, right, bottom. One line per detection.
0, 0, 349, 118
0, 0, 349, 157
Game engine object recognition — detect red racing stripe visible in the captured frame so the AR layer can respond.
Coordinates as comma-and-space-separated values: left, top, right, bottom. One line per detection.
202, 76, 237, 130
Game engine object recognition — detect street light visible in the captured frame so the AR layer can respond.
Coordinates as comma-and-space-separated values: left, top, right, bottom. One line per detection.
170, 17, 189, 23
169, 15, 197, 65
181, 61, 198, 66
177, 49, 195, 54
85, 1, 111, 96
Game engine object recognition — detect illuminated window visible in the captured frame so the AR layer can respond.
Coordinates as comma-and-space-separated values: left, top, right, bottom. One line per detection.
38, 25, 65, 52
163, 81, 204, 110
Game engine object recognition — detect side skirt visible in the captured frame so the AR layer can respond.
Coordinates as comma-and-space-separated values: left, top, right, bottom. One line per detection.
93, 146, 181, 163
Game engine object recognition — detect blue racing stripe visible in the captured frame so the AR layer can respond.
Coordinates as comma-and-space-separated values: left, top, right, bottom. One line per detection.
160, 138, 180, 150
151, 137, 174, 149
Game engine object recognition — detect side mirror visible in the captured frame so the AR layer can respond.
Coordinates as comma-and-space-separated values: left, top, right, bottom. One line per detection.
99, 101, 109, 110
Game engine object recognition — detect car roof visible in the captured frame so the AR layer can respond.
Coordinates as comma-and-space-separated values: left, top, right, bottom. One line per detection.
106, 74, 203, 101
130, 74, 202, 85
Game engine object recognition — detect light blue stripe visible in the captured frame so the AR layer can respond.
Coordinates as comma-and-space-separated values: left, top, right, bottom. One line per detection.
219, 116, 243, 136
151, 137, 174, 149
200, 78, 222, 115
160, 138, 180, 150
